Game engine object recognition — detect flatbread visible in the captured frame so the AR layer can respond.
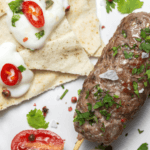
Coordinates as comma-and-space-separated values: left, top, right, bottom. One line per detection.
66, 0, 104, 57
0, 0, 6, 17
0, 1, 93, 76
0, 70, 78, 110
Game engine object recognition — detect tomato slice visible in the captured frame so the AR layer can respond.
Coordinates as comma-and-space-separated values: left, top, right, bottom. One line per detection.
11, 130, 65, 150
22, 1, 45, 28
0, 63, 22, 86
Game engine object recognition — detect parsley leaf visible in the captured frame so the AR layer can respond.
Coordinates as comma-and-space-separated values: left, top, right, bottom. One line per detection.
144, 82, 147, 87
18, 65, 26, 72
78, 89, 82, 95
106, 0, 119, 13
145, 70, 150, 79
124, 51, 134, 59
8, 0, 23, 14
145, 36, 150, 43
112, 46, 120, 57
132, 68, 137, 75
27, 108, 49, 129
100, 123, 105, 132
85, 90, 90, 99
35, 30, 45, 40
46, 0, 54, 9
137, 143, 148, 150
138, 129, 144, 134
133, 81, 139, 98
95, 144, 112, 150
136, 38, 142, 42
113, 95, 119, 98
93, 101, 104, 109
12, 15, 20, 27
134, 54, 140, 58
140, 43, 150, 53
137, 64, 145, 74
122, 30, 127, 38
100, 109, 111, 120
117, 0, 143, 14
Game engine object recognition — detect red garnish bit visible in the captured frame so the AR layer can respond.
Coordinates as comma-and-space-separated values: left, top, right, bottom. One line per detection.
102, 26, 105, 29
121, 118, 126, 123
1, 63, 22, 86
23, 37, 28, 42
33, 103, 36, 106
22, 1, 45, 28
65, 5, 70, 11
68, 107, 72, 112
71, 97, 77, 103
108, 0, 113, 2
42, 106, 49, 117
2, 89, 11, 98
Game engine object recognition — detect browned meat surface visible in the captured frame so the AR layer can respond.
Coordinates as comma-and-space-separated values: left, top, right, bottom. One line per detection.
74, 12, 150, 145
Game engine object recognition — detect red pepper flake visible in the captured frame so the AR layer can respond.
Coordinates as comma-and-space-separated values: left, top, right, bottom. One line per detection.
65, 5, 70, 12
71, 97, 77, 103
101, 26, 105, 29
42, 106, 49, 117
33, 103, 36, 106
121, 118, 126, 123
23, 37, 28, 42
68, 107, 72, 112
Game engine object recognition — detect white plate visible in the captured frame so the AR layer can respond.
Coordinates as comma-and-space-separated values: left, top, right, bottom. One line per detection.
0, 0, 150, 149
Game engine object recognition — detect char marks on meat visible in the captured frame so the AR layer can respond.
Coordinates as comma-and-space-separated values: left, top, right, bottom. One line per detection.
74, 12, 150, 145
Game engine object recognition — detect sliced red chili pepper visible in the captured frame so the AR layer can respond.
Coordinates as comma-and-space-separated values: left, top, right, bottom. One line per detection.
68, 107, 72, 112
121, 118, 126, 123
22, 1, 45, 28
71, 97, 77, 103
0, 63, 22, 86
102, 26, 105, 29
23, 37, 28, 42
65, 5, 70, 11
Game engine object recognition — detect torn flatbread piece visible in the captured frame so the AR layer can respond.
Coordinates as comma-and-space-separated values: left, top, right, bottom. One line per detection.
0, 70, 78, 110
0, 0, 93, 76
66, 0, 104, 56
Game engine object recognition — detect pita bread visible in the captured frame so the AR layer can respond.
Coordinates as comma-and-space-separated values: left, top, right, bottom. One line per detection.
66, 0, 104, 57
0, 70, 78, 110
0, 1, 93, 76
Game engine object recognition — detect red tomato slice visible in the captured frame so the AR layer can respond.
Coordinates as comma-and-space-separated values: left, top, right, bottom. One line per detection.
0, 63, 22, 86
11, 130, 65, 150
22, 1, 45, 28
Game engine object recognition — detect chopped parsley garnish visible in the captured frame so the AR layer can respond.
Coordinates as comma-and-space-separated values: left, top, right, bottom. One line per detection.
137, 64, 145, 74
78, 89, 82, 95
73, 103, 98, 126
140, 43, 150, 53
122, 30, 127, 38
100, 109, 111, 120
132, 68, 137, 75
124, 51, 134, 59
12, 15, 20, 27
117, 0, 143, 14
138, 129, 144, 134
94, 85, 103, 100
95, 144, 112, 150
133, 81, 139, 98
8, 0, 23, 27
61, 85, 64, 89
144, 82, 147, 87
145, 36, 150, 43
112, 46, 120, 57
60, 89, 68, 99
100, 123, 105, 132
136, 38, 142, 42
85, 90, 90, 99
145, 70, 150, 79
35, 30, 45, 40
45, 0, 54, 9
27, 108, 49, 129
137, 143, 148, 150
130, 44, 137, 50
134, 54, 140, 58
138, 77, 145, 81
106, 0, 119, 13
123, 125, 126, 128
18, 65, 26, 72
113, 94, 119, 98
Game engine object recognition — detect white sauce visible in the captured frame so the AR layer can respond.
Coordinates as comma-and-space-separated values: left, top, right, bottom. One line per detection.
58, 0, 69, 9
0, 42, 34, 97
142, 52, 149, 59
99, 70, 119, 81
7, 0, 65, 50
